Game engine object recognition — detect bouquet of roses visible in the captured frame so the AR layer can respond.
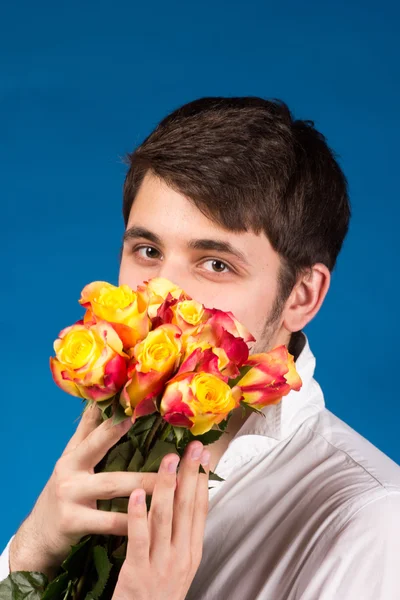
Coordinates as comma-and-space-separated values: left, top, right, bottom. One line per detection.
1, 277, 302, 599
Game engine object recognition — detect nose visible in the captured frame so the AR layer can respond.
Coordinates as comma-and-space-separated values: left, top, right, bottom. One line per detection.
156, 265, 209, 306
156, 264, 188, 291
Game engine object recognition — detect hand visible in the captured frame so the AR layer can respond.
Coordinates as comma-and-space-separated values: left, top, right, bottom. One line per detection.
9, 404, 158, 578
113, 440, 210, 600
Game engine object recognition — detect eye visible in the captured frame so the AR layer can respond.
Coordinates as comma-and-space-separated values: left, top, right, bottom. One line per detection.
202, 259, 231, 274
134, 246, 162, 260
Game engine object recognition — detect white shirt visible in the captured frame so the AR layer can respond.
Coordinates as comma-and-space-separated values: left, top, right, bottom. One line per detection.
1, 332, 400, 599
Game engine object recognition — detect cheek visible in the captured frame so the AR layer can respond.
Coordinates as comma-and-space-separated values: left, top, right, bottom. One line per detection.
118, 256, 147, 289
229, 301, 266, 340
222, 280, 278, 341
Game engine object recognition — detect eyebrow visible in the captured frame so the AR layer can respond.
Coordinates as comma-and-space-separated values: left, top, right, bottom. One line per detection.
123, 226, 162, 246
122, 225, 250, 266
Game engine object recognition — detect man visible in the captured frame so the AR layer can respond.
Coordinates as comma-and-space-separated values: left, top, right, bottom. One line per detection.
1, 96, 400, 598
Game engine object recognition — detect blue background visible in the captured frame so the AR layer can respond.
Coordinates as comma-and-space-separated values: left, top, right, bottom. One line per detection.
1, 0, 399, 548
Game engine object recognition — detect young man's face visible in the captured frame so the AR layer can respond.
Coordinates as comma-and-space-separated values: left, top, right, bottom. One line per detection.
119, 171, 291, 353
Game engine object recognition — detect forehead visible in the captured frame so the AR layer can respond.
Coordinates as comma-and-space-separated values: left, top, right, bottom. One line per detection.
126, 172, 280, 270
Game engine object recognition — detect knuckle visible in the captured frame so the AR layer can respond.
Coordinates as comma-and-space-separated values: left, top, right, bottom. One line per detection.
105, 511, 124, 534
58, 504, 75, 534
141, 473, 157, 493
176, 496, 190, 514
108, 511, 121, 530
134, 535, 148, 550
54, 477, 73, 501
53, 457, 68, 478
139, 474, 149, 491
78, 437, 91, 456
100, 476, 118, 498
162, 472, 177, 488
151, 504, 170, 526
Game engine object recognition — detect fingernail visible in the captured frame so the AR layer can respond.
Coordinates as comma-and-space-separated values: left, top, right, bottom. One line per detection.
191, 444, 203, 460
168, 458, 180, 473
134, 490, 145, 505
118, 418, 132, 432
200, 450, 210, 466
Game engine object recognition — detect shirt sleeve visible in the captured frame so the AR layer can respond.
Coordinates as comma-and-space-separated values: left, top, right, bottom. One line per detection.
0, 537, 13, 582
294, 493, 400, 600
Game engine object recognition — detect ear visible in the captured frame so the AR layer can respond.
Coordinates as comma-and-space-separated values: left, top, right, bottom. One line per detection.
282, 264, 331, 332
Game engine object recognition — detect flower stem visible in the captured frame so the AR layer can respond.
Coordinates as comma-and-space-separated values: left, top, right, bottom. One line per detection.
143, 415, 163, 457
159, 423, 172, 441
73, 535, 97, 600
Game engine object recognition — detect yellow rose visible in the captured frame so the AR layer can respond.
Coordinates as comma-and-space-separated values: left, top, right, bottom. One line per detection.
160, 371, 241, 435
175, 300, 205, 325
135, 324, 182, 373
79, 281, 150, 348
167, 299, 208, 338
120, 324, 183, 420
50, 321, 128, 401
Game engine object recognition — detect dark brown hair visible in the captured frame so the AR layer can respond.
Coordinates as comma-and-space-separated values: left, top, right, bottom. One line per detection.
122, 97, 351, 318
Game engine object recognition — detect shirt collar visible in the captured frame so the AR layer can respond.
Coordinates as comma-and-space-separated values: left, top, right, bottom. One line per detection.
232, 330, 325, 442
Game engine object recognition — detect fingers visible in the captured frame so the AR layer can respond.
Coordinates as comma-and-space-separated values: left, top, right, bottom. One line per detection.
68, 417, 132, 470
126, 489, 150, 565
77, 506, 129, 537
77, 471, 158, 501
62, 402, 102, 456
191, 451, 210, 566
171, 442, 207, 549
148, 454, 180, 566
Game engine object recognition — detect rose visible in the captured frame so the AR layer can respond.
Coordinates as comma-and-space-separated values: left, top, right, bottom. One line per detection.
144, 277, 189, 319
174, 299, 205, 326
79, 281, 150, 348
170, 299, 209, 335
120, 324, 183, 421
50, 320, 128, 401
237, 345, 302, 407
152, 295, 210, 340
204, 308, 255, 344
182, 323, 250, 379
160, 371, 242, 435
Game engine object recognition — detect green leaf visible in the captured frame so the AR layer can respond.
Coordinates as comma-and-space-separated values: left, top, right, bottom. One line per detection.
198, 465, 224, 482
62, 579, 74, 600
127, 448, 144, 472
217, 415, 231, 431
141, 440, 179, 472
172, 426, 187, 445
97, 499, 111, 511
111, 540, 127, 568
208, 470, 225, 482
110, 497, 129, 513
130, 414, 157, 436
103, 405, 113, 419
112, 403, 130, 426
241, 401, 266, 419
41, 572, 70, 600
84, 545, 112, 600
188, 428, 226, 446
228, 364, 253, 388
0, 571, 48, 600
96, 398, 114, 413
103, 440, 133, 472
61, 536, 92, 574
112, 540, 127, 560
